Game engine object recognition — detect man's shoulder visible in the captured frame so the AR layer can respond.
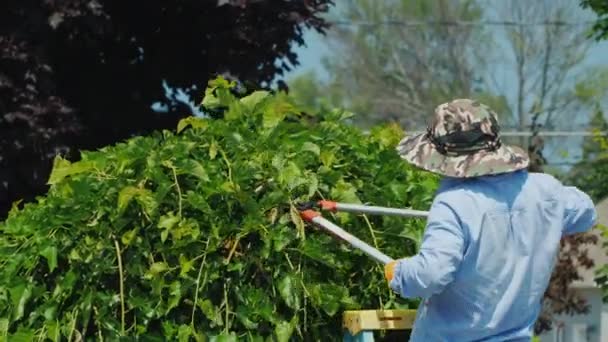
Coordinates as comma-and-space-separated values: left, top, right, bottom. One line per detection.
433, 180, 472, 204
526, 171, 563, 189
436, 171, 563, 201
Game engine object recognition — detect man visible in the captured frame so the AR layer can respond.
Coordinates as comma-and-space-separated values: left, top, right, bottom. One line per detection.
384, 99, 597, 341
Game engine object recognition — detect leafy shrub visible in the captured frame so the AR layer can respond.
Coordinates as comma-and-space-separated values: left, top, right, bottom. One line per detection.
0, 78, 437, 341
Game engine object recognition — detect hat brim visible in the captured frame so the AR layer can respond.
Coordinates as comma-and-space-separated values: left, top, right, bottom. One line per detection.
396, 133, 530, 178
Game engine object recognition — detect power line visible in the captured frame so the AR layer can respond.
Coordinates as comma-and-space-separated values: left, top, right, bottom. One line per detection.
328, 20, 598, 27
405, 131, 607, 137
502, 131, 606, 137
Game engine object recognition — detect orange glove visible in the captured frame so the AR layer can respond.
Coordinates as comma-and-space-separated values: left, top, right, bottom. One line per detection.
384, 260, 398, 282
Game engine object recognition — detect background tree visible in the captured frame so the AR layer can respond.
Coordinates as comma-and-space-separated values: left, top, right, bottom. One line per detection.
308, 0, 491, 128
487, 0, 598, 168
568, 0, 608, 202
581, 0, 608, 40
0, 0, 333, 218
287, 71, 345, 113
567, 106, 608, 201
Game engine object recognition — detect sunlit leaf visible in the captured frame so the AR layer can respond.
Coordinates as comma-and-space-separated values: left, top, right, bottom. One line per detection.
177, 117, 209, 133
274, 318, 296, 342
301, 142, 320, 156
278, 274, 300, 310
240, 90, 270, 112
149, 262, 169, 276
118, 186, 158, 216
9, 283, 32, 321
47, 156, 95, 185
40, 245, 58, 272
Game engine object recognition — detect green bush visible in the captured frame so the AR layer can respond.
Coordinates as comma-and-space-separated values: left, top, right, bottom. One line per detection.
0, 77, 437, 341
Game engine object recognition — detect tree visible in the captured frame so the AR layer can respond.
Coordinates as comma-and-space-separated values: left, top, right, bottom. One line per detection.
309, 0, 490, 128
568, 0, 608, 202
567, 106, 608, 201
582, 106, 608, 160
287, 71, 345, 112
563, 66, 608, 199
581, 0, 608, 40
486, 0, 599, 162
0, 0, 333, 218
0, 78, 437, 340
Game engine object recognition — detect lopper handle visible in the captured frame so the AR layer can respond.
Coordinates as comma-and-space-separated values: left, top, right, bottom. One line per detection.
318, 200, 429, 218
300, 210, 394, 265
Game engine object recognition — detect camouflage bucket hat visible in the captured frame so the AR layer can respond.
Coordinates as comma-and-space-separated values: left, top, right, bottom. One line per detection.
396, 99, 529, 178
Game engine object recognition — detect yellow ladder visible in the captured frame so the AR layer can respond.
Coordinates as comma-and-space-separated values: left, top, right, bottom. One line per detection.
342, 309, 417, 341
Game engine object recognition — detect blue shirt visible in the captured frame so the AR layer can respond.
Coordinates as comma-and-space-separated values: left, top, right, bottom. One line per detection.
389, 170, 597, 341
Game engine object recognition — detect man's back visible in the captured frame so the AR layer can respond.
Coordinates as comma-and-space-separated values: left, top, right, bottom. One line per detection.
397, 170, 597, 341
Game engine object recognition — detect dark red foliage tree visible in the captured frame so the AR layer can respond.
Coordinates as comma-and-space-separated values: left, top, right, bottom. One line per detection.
0, 0, 332, 218
528, 113, 599, 334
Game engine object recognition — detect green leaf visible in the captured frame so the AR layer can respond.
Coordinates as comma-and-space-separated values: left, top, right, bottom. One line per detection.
263, 108, 286, 129
274, 318, 296, 342
167, 281, 182, 313
271, 226, 295, 252
8, 327, 35, 342
235, 306, 258, 329
7, 199, 23, 218
211, 332, 238, 342
290, 205, 305, 238
197, 299, 223, 327
121, 228, 138, 246
263, 96, 296, 129
177, 325, 192, 342
302, 142, 321, 156
177, 116, 209, 133
309, 284, 356, 316
209, 140, 218, 160
370, 123, 404, 148
9, 283, 32, 321
149, 262, 169, 276
278, 274, 300, 310
320, 150, 336, 168
331, 180, 361, 204
158, 212, 180, 230
0, 318, 8, 336
47, 156, 94, 185
324, 108, 355, 121
307, 173, 319, 197
43, 304, 58, 321
118, 186, 157, 216
277, 162, 302, 190
161, 229, 170, 243
184, 160, 210, 182
201, 76, 237, 109
225, 101, 246, 121
39, 245, 58, 272
240, 90, 270, 111
179, 255, 194, 277
297, 241, 339, 268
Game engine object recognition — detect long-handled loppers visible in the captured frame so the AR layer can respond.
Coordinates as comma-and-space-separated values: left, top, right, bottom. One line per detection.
297, 200, 428, 265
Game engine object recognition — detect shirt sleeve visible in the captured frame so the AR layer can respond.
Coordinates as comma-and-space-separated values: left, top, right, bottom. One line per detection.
561, 185, 597, 236
389, 198, 466, 299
